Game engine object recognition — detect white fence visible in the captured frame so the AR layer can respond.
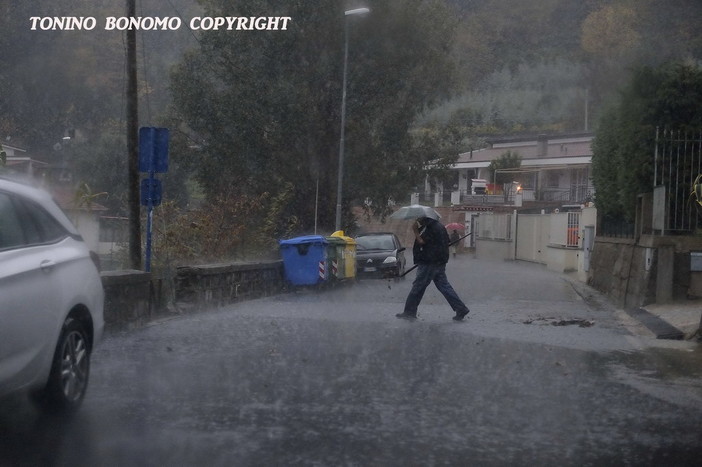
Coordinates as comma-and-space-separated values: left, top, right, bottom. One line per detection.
477, 212, 512, 240
475, 208, 596, 277
478, 211, 580, 247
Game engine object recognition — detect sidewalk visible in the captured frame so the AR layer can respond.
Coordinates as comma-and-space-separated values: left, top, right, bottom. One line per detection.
564, 272, 701, 342
639, 300, 702, 341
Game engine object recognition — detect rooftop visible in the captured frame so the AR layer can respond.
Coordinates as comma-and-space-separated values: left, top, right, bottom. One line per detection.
455, 133, 593, 168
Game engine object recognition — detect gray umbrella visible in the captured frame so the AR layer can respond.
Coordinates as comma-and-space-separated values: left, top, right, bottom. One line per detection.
389, 204, 441, 220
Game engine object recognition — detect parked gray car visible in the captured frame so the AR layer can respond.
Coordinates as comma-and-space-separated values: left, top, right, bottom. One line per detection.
354, 232, 406, 278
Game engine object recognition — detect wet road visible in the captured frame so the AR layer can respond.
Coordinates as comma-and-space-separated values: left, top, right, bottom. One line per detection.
2, 257, 702, 466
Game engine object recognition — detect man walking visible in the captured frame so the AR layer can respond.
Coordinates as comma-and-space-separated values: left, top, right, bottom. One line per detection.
396, 216, 470, 321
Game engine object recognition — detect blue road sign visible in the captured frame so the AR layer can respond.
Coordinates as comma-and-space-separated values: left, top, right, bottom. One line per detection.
139, 127, 169, 173
140, 178, 162, 206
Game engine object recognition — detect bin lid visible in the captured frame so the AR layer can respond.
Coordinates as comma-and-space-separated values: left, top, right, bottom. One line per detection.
330, 230, 356, 245
325, 236, 347, 245
279, 235, 328, 246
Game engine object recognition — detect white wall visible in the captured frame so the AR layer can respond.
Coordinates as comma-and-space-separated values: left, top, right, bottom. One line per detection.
475, 207, 598, 282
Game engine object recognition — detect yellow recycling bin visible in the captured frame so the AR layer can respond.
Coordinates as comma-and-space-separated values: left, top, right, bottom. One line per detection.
330, 230, 356, 280
325, 235, 347, 280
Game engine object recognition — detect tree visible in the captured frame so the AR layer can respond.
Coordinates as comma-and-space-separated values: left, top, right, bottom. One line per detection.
419, 59, 588, 132
591, 62, 702, 220
0, 0, 200, 148
452, 0, 589, 90
443, 0, 702, 138
488, 150, 522, 184
371, 123, 467, 219
169, 0, 457, 233
487, 150, 522, 201
580, 4, 640, 60
590, 106, 621, 220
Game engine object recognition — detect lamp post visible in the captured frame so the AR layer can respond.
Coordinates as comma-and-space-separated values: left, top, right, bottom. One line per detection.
335, 7, 369, 231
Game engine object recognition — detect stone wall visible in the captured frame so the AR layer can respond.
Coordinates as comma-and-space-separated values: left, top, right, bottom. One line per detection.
588, 235, 702, 308
175, 261, 284, 309
588, 238, 655, 308
101, 260, 285, 332
101, 269, 159, 332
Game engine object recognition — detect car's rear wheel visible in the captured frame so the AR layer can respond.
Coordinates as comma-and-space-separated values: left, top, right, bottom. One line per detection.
32, 317, 91, 413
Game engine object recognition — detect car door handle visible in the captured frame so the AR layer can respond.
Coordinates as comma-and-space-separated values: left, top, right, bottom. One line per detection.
40, 259, 56, 272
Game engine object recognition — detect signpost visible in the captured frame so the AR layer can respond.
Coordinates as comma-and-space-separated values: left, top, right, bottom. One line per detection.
139, 127, 169, 272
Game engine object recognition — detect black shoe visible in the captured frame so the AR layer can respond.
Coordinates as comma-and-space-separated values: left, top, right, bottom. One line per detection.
396, 312, 417, 321
453, 309, 469, 321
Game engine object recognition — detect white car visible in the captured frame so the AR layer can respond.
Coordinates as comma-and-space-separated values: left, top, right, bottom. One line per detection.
0, 177, 104, 412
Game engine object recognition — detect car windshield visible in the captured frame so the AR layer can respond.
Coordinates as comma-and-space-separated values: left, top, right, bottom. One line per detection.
356, 236, 395, 250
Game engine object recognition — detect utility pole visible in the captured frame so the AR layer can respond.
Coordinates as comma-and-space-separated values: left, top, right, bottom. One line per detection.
126, 0, 141, 269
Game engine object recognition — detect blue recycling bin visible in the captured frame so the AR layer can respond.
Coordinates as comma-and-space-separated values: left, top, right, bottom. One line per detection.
279, 235, 329, 286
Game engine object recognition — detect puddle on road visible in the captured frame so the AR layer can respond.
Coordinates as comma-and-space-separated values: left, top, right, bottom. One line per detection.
523, 316, 595, 328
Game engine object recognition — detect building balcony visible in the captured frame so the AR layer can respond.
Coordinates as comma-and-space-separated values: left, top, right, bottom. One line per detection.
411, 186, 593, 208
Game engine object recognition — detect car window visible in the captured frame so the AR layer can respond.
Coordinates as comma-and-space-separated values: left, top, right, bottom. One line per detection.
0, 192, 70, 250
356, 235, 396, 250
383, 237, 397, 249
16, 198, 44, 245
0, 192, 25, 249
17, 197, 70, 244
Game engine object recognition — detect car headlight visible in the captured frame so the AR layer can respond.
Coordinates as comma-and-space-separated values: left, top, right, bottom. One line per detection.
382, 256, 397, 264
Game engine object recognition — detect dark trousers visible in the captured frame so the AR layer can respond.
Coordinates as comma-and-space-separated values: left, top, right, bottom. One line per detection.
403, 263, 469, 315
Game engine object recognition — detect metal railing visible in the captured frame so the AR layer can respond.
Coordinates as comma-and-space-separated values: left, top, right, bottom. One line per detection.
549, 212, 581, 247
599, 215, 635, 239
653, 127, 702, 234
413, 185, 591, 208
567, 212, 580, 247
460, 193, 510, 205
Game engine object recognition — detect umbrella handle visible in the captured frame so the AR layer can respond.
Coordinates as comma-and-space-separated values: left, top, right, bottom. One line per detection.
451, 232, 473, 245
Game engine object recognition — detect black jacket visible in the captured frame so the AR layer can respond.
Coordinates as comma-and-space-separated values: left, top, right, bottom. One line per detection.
412, 217, 450, 265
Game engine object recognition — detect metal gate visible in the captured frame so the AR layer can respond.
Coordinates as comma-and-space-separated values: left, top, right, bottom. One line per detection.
515, 214, 549, 264
567, 211, 580, 247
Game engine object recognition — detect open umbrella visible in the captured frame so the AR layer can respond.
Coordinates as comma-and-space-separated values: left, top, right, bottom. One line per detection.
444, 222, 465, 231
389, 204, 441, 220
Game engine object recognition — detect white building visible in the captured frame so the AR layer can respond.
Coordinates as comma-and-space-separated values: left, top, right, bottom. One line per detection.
418, 133, 595, 207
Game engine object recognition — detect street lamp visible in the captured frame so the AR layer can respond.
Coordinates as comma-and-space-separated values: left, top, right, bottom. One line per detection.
335, 7, 369, 231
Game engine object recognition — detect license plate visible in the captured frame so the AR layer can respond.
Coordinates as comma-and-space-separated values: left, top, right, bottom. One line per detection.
363, 267, 377, 272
